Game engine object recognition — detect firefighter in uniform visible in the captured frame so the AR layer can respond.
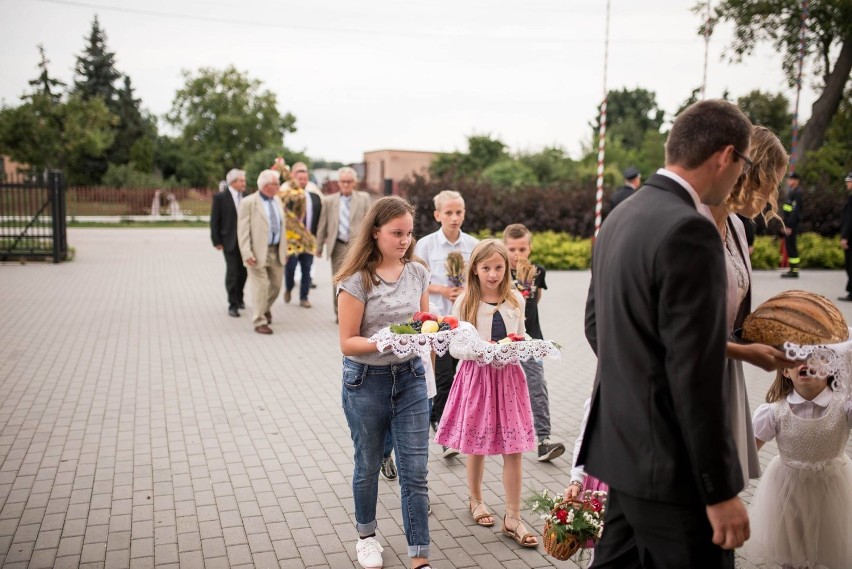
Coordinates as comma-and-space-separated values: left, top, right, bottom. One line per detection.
781, 172, 803, 278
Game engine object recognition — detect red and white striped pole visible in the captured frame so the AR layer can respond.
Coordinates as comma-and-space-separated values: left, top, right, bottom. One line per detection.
789, 0, 809, 173
594, 0, 611, 239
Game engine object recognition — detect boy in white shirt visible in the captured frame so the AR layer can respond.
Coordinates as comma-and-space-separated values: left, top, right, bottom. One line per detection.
414, 191, 478, 457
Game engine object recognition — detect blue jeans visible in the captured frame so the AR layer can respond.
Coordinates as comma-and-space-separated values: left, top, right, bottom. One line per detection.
341, 357, 430, 559
285, 252, 314, 301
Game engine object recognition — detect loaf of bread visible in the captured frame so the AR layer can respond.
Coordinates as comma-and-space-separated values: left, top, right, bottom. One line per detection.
742, 290, 848, 346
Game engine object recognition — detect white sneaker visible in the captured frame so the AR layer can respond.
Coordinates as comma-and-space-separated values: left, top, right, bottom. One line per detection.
356, 537, 384, 569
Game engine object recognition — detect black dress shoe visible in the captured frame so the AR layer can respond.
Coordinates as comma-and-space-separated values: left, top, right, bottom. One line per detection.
839, 295, 852, 302
310, 282, 317, 289
228, 306, 239, 317
781, 270, 799, 278
239, 301, 245, 309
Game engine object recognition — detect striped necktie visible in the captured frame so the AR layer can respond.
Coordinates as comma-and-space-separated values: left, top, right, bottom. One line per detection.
338, 196, 350, 242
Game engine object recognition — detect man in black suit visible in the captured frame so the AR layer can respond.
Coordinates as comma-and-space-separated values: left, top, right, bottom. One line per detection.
283, 162, 322, 308
609, 166, 641, 210
211, 169, 248, 317
581, 100, 752, 568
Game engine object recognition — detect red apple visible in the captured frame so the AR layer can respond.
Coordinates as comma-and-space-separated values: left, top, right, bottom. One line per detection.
441, 316, 459, 329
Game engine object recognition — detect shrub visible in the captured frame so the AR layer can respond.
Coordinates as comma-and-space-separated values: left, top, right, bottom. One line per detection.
751, 234, 842, 270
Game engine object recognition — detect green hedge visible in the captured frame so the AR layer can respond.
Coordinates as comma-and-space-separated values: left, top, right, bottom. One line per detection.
751, 233, 844, 270
468, 231, 843, 271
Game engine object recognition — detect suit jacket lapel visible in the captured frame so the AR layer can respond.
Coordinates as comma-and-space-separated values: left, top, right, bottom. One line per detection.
642, 173, 698, 209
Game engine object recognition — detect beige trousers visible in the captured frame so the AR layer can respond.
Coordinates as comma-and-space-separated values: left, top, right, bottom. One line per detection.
248, 246, 284, 327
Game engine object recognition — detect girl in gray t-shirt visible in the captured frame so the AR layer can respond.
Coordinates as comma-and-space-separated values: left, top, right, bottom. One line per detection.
332, 196, 433, 569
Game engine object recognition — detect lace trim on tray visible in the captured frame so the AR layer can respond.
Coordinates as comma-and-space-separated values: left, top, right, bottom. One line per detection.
783, 327, 852, 403
368, 322, 480, 358
451, 334, 562, 368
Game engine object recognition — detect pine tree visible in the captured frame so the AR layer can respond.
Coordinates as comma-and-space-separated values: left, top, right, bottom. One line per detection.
27, 45, 65, 105
110, 75, 153, 167
73, 15, 120, 112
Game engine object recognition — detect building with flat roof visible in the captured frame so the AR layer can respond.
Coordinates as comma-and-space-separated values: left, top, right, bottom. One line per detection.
362, 149, 437, 195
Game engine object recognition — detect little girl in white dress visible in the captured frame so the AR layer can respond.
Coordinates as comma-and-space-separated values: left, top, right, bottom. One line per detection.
746, 363, 852, 568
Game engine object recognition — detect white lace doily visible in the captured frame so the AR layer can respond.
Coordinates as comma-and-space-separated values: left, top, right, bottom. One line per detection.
783, 327, 852, 401
368, 322, 479, 358
451, 334, 562, 368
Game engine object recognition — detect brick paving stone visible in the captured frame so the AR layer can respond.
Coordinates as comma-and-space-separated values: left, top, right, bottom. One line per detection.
1, 229, 850, 568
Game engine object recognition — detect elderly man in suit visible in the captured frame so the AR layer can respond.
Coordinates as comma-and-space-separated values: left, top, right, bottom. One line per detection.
315, 166, 371, 319
211, 168, 248, 317
238, 170, 287, 334
580, 100, 752, 568
282, 162, 323, 308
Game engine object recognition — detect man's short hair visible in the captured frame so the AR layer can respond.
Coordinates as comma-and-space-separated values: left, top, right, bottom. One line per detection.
665, 100, 752, 170
226, 169, 245, 185
291, 162, 309, 174
433, 190, 464, 211
789, 172, 801, 180
502, 223, 531, 242
257, 169, 279, 189
338, 166, 359, 182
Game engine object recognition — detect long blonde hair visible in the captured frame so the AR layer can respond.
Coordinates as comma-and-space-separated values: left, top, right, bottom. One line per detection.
333, 196, 416, 293
458, 239, 521, 327
765, 367, 833, 403
725, 125, 788, 224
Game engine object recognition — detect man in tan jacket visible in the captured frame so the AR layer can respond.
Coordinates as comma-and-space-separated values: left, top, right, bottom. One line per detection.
315, 166, 371, 319
238, 170, 287, 334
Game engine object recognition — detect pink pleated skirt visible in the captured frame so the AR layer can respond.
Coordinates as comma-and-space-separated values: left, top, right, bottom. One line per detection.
435, 360, 536, 455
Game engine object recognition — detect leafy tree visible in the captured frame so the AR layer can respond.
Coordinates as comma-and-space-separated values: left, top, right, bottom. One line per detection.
480, 159, 536, 190
517, 147, 578, 185
593, 88, 665, 152
703, 0, 852, 165
167, 66, 297, 186
430, 134, 507, 180
311, 159, 345, 170
0, 93, 114, 183
736, 90, 793, 147
798, 88, 852, 187
243, 145, 311, 190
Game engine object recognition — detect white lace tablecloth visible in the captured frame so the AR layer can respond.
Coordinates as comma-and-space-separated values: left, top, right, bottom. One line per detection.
783, 326, 852, 401
450, 332, 562, 368
368, 321, 479, 358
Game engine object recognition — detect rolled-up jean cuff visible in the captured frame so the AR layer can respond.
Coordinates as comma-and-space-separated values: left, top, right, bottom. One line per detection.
408, 545, 430, 559
356, 520, 377, 537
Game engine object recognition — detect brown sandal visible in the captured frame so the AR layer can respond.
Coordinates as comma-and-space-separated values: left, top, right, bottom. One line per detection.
468, 497, 495, 527
501, 514, 538, 548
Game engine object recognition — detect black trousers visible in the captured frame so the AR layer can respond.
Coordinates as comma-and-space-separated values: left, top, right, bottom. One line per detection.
223, 249, 247, 308
785, 230, 799, 267
431, 352, 458, 425
591, 488, 734, 569
845, 248, 852, 294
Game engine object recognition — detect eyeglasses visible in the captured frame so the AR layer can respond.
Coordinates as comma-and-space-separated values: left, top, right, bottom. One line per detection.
733, 148, 753, 175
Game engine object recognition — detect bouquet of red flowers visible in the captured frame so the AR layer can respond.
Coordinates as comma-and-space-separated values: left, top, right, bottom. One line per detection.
526, 488, 607, 561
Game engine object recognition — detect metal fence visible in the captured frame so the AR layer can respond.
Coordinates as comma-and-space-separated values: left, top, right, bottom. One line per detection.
0, 171, 68, 262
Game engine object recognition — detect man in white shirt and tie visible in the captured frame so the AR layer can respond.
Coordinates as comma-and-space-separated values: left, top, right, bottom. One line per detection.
315, 167, 371, 320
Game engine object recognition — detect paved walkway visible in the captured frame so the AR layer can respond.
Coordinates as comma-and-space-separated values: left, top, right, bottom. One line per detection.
1, 228, 850, 568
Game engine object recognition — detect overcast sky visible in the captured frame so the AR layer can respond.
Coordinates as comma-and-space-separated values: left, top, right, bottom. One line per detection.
2, 0, 820, 165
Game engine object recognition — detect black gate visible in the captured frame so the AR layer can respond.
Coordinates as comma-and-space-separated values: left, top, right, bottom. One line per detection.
0, 170, 68, 263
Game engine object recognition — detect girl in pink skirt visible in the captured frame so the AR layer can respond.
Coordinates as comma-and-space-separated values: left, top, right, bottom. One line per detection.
435, 239, 538, 548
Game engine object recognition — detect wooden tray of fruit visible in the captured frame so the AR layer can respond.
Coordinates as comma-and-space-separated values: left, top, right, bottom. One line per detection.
369, 312, 477, 358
